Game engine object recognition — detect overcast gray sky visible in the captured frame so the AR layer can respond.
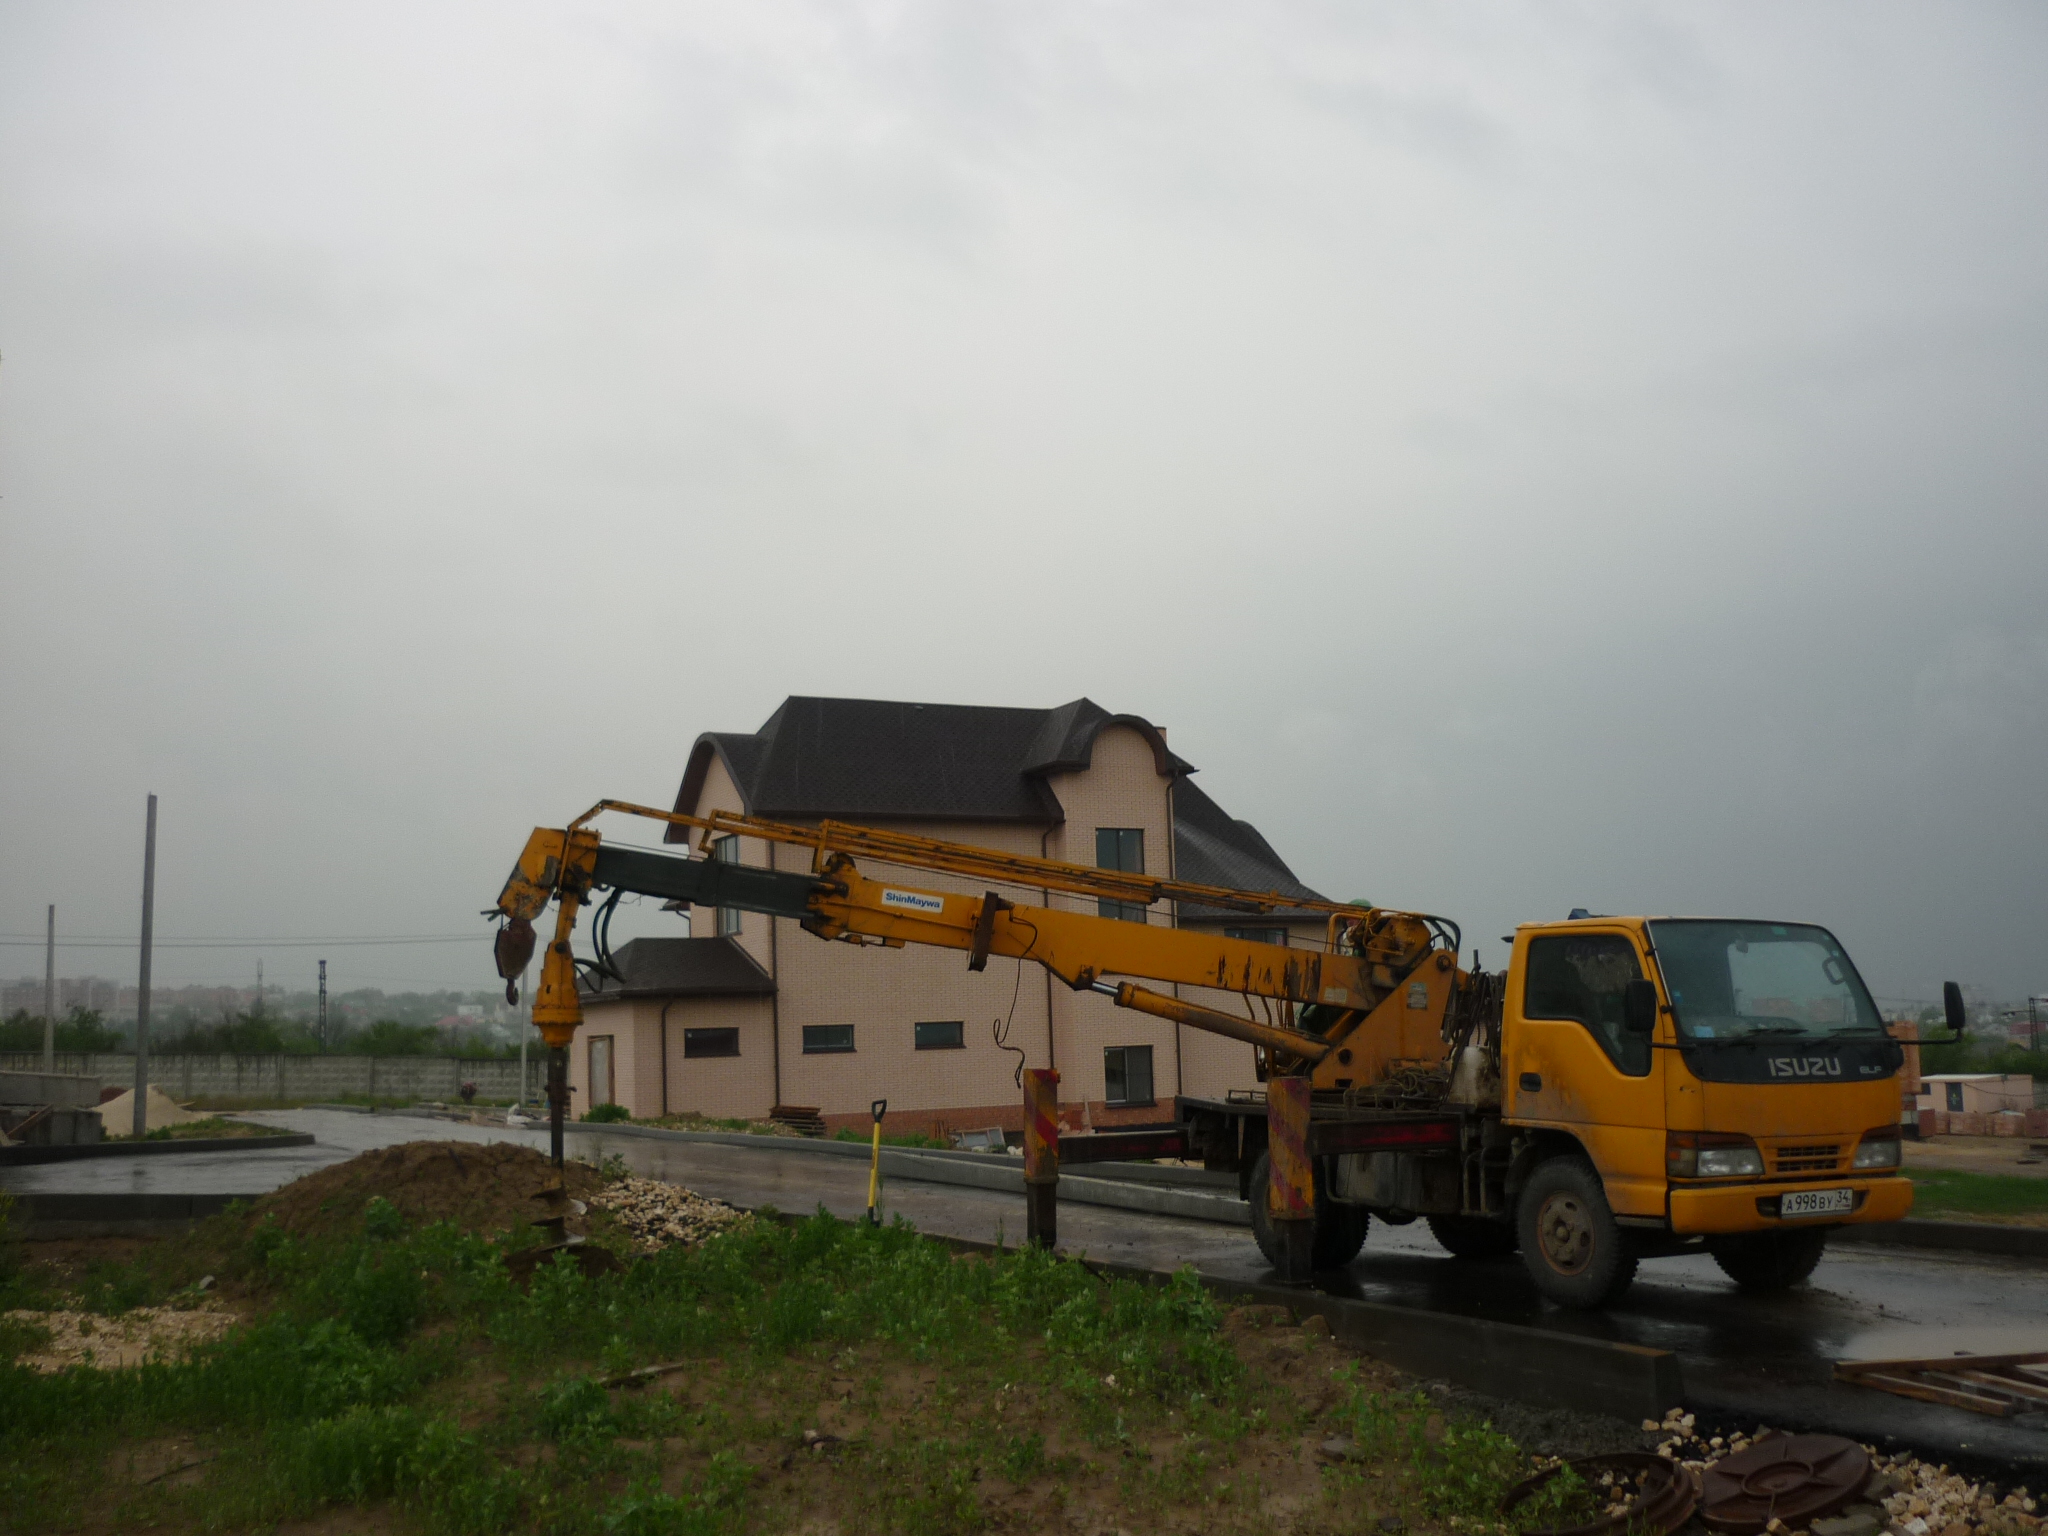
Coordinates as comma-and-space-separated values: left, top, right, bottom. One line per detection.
2, 3, 2044, 1006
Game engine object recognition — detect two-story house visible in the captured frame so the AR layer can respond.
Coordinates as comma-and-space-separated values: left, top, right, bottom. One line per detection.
571, 695, 1329, 1135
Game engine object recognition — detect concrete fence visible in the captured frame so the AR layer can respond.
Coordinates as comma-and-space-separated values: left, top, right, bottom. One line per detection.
0, 1053, 530, 1103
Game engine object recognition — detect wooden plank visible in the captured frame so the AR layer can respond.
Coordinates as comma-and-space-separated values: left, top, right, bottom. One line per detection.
1836, 1349, 2048, 1377
1922, 1370, 2031, 1404
1955, 1370, 2048, 1405
1837, 1370, 2015, 1416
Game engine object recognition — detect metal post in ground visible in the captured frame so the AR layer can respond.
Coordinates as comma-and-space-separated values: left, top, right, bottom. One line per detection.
42, 904, 55, 1070
1022, 1067, 1061, 1250
1265, 1075, 1315, 1284
520, 963, 531, 1107
317, 959, 328, 1050
132, 794, 158, 1141
545, 1045, 568, 1167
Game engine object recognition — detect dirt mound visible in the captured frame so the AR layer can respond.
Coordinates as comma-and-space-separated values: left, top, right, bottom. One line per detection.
250, 1141, 602, 1243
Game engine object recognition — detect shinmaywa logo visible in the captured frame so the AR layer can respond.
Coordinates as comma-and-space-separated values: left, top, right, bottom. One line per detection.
880, 888, 946, 914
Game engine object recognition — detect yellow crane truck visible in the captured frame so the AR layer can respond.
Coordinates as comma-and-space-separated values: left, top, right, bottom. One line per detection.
490, 800, 1933, 1310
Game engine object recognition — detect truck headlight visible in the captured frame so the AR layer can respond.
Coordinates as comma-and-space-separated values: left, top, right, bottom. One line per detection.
1853, 1128, 1902, 1170
1697, 1145, 1765, 1178
1667, 1131, 1764, 1179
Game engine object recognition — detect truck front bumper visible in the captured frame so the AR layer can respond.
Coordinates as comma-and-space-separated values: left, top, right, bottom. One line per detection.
1668, 1175, 1914, 1235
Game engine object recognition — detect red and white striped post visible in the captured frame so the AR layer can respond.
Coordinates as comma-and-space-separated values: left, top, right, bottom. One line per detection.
1022, 1067, 1061, 1250
1266, 1075, 1315, 1283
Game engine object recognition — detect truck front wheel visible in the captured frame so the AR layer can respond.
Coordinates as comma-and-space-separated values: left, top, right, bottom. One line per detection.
1516, 1157, 1638, 1308
1707, 1228, 1828, 1290
1248, 1151, 1371, 1271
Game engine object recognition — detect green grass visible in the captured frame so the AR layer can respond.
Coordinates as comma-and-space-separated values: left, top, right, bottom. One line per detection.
140, 1116, 295, 1141
832, 1126, 949, 1149
0, 1187, 1573, 1535
1908, 1169, 2048, 1218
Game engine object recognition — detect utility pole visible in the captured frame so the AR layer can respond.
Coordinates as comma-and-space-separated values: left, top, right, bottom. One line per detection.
317, 959, 328, 1050
132, 794, 158, 1140
42, 904, 55, 1070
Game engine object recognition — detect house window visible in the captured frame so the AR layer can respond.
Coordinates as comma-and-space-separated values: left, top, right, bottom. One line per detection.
1946, 1082, 1964, 1112
713, 835, 742, 937
684, 1028, 740, 1059
1104, 1044, 1155, 1107
589, 1035, 615, 1106
1225, 927, 1288, 947
1095, 827, 1147, 923
803, 1024, 855, 1054
914, 1020, 965, 1050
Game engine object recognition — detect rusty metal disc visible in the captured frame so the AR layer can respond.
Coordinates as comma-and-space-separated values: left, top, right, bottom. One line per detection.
1501, 1452, 1696, 1536
1700, 1433, 1870, 1535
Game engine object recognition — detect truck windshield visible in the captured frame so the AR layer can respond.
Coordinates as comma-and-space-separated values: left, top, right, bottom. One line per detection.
1648, 920, 1885, 1043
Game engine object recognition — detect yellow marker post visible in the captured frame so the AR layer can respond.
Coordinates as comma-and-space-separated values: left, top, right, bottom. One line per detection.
865, 1098, 888, 1226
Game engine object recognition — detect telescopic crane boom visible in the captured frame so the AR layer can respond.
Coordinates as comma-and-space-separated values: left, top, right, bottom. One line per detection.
488, 800, 1466, 1163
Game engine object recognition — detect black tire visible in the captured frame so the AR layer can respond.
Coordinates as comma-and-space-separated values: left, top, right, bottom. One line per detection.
1707, 1228, 1829, 1290
1247, 1151, 1371, 1271
1427, 1213, 1518, 1259
1515, 1157, 1639, 1308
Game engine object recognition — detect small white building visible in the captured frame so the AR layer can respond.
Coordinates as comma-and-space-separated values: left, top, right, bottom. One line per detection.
1916, 1074, 2035, 1115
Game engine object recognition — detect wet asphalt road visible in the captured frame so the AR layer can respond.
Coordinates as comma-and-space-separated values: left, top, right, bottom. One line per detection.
9, 1109, 2048, 1473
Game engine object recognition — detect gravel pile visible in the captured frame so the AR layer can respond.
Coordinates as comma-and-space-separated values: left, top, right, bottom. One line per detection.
588, 1176, 751, 1252
1639, 1409, 2040, 1536
6, 1305, 235, 1373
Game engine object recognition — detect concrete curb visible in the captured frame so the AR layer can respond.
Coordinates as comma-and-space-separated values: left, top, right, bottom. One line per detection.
1830, 1218, 2048, 1259
561, 1121, 1252, 1224
0, 1132, 315, 1167
7, 1191, 261, 1239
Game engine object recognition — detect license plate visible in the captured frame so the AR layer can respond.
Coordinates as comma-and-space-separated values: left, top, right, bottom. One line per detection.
1780, 1187, 1855, 1219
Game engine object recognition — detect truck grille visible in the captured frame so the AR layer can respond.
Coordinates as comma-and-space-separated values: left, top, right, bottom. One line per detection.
1772, 1144, 1843, 1174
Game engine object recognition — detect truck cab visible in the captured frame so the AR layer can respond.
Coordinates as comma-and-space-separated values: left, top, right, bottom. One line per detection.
1499, 915, 1914, 1305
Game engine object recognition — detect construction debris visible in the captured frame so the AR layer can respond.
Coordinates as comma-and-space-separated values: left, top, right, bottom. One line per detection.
587, 1175, 751, 1252
769, 1104, 826, 1137
5, 1306, 234, 1373
1700, 1434, 1868, 1534
1836, 1351, 2048, 1417
1639, 1408, 2040, 1536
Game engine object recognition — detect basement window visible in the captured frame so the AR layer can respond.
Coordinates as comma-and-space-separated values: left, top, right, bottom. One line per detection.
1104, 1045, 1155, 1107
683, 1028, 740, 1059
914, 1020, 965, 1050
802, 1025, 855, 1055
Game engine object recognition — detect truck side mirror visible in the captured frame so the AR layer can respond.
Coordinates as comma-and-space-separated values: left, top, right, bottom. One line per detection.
1623, 978, 1659, 1035
1943, 981, 1967, 1041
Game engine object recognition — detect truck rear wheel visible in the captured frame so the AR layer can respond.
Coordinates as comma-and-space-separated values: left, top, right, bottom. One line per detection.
1516, 1157, 1638, 1309
1707, 1228, 1829, 1290
1427, 1213, 1517, 1259
1247, 1151, 1371, 1271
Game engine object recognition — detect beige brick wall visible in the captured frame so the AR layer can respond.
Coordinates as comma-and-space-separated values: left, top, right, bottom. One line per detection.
1036, 726, 1180, 1124
569, 995, 777, 1121
768, 819, 1057, 1119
